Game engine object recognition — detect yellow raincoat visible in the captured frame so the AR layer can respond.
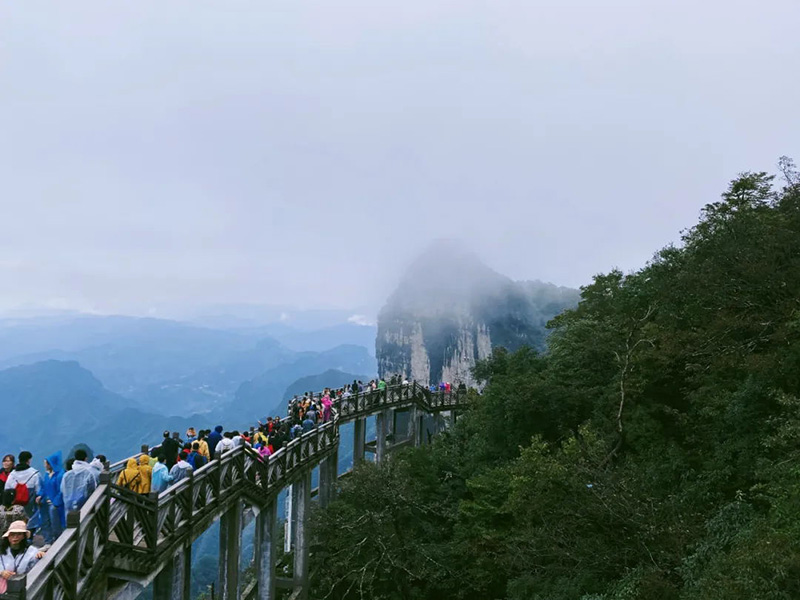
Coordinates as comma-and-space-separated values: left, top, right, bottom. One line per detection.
117, 458, 140, 491
137, 455, 152, 494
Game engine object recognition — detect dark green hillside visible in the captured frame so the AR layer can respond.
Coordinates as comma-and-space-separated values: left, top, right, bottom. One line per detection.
311, 161, 800, 599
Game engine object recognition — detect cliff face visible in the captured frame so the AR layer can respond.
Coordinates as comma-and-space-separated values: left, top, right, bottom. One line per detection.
376, 243, 579, 386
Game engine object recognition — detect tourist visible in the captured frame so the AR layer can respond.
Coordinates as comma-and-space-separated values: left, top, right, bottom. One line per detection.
169, 452, 193, 483
187, 443, 207, 470
321, 392, 332, 422
207, 426, 223, 455
185, 428, 197, 443
0, 456, 13, 499
150, 450, 172, 494
302, 412, 316, 433
117, 459, 141, 492
196, 430, 210, 461
37, 452, 65, 544
89, 454, 106, 474
160, 431, 180, 470
215, 432, 235, 458
0, 521, 42, 581
61, 449, 98, 512
3, 452, 41, 519
137, 455, 152, 495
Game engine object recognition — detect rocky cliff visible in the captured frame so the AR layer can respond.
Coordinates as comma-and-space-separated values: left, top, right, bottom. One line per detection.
376, 242, 579, 386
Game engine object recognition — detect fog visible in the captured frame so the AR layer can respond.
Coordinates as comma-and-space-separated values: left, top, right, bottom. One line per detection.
1, 0, 798, 318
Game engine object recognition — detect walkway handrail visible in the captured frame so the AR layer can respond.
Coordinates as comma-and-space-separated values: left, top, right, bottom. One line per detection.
14, 383, 467, 599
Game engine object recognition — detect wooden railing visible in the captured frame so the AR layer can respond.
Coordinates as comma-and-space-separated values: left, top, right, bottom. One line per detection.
9, 383, 466, 599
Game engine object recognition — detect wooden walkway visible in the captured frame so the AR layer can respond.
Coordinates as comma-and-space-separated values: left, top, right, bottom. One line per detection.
4, 383, 466, 600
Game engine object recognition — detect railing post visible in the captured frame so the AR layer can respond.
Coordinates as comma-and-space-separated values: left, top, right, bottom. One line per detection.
254, 500, 278, 600
292, 471, 311, 600
218, 499, 243, 600
64, 510, 81, 599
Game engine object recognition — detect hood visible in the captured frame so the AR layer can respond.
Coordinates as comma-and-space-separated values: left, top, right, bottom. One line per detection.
138, 455, 150, 466
125, 458, 138, 470
46, 451, 64, 473
215, 425, 223, 433
14, 463, 31, 472
72, 460, 93, 472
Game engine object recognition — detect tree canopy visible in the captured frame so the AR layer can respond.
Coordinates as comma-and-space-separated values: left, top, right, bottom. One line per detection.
310, 160, 800, 600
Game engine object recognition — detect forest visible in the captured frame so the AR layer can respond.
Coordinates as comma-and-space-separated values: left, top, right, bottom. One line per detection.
308, 159, 800, 599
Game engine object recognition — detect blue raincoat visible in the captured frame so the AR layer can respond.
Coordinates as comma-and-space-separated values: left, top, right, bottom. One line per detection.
40, 451, 66, 539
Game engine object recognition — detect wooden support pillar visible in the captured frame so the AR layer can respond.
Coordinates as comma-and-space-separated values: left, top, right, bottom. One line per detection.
292, 471, 311, 599
447, 410, 456, 430
406, 406, 418, 446
375, 410, 388, 463
329, 447, 339, 501
154, 542, 191, 600
254, 501, 278, 600
218, 499, 243, 600
353, 417, 366, 466
319, 448, 339, 508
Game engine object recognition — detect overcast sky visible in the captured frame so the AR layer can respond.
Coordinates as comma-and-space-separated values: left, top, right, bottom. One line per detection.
1, 0, 798, 318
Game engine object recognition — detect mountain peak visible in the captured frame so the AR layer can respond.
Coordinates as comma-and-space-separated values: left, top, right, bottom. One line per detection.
386, 241, 509, 316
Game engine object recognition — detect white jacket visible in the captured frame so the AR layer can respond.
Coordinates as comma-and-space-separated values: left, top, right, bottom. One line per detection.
3, 467, 41, 501
0, 543, 39, 575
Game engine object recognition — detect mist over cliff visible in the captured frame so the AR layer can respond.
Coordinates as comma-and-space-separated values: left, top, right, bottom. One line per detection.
376, 242, 579, 385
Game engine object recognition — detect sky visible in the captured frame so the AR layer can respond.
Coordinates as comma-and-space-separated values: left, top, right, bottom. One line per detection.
1, 0, 798, 318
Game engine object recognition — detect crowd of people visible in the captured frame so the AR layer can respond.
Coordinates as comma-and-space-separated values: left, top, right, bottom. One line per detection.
0, 377, 462, 584
0, 448, 105, 585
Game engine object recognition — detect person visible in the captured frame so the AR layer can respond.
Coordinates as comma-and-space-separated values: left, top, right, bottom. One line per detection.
231, 431, 243, 448
161, 431, 180, 470
185, 428, 197, 443
196, 431, 210, 461
301, 413, 315, 433
0, 520, 42, 582
37, 452, 65, 544
3, 452, 40, 519
169, 452, 193, 483
61, 449, 98, 512
186, 443, 206, 470
136, 455, 152, 495
90, 454, 106, 474
0, 456, 13, 499
321, 393, 332, 422
150, 450, 172, 494
214, 432, 235, 458
117, 459, 140, 492
207, 426, 223, 456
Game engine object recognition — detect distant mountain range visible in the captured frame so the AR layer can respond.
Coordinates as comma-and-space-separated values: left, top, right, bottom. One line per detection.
0, 314, 376, 416
0, 312, 378, 462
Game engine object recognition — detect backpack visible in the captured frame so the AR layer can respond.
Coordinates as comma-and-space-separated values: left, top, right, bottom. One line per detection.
13, 472, 38, 506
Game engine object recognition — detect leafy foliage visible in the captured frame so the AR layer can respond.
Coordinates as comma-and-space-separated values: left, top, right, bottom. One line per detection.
311, 161, 800, 599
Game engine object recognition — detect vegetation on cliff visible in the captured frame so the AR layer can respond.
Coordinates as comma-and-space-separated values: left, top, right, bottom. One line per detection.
310, 160, 800, 599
